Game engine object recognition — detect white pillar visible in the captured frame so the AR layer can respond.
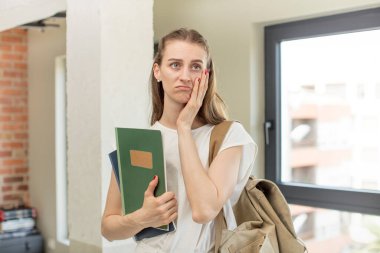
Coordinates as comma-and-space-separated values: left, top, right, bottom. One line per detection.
66, 0, 153, 252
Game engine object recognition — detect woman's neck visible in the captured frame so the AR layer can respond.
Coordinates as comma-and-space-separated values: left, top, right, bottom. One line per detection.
159, 111, 180, 130
159, 102, 204, 130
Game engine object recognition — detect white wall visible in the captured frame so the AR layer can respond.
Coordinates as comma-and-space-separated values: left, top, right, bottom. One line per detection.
154, 0, 380, 178
4, 0, 153, 252
28, 19, 67, 253
66, 0, 153, 252
0, 0, 66, 32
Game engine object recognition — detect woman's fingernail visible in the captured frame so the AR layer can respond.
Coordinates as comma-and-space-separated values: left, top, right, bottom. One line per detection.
153, 175, 157, 180
198, 78, 201, 83
205, 69, 208, 75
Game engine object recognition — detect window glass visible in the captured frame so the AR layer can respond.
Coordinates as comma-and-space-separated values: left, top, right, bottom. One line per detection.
281, 30, 380, 191
291, 204, 380, 253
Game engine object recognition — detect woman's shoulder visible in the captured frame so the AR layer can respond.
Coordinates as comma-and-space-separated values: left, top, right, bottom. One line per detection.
150, 121, 160, 130
230, 121, 245, 131
221, 121, 256, 146
222, 121, 248, 136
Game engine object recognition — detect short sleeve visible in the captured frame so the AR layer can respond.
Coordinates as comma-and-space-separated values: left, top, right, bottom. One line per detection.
218, 122, 258, 184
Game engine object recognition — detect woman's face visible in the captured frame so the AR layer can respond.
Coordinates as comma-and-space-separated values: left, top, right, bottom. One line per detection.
154, 40, 208, 105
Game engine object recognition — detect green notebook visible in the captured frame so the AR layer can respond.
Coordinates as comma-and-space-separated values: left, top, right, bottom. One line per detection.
115, 127, 169, 231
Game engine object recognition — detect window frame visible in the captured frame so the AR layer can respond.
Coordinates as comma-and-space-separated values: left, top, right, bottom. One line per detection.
264, 7, 380, 215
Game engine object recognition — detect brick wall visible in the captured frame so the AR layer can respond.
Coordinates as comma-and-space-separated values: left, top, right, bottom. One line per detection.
0, 28, 29, 208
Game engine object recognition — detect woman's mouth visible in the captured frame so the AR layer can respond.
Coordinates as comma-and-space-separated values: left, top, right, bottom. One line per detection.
175, 86, 192, 91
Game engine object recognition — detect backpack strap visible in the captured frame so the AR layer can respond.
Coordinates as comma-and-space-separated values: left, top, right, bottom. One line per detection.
208, 120, 234, 253
208, 120, 234, 166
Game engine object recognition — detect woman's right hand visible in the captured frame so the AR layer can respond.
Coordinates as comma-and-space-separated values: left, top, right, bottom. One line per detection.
136, 176, 178, 229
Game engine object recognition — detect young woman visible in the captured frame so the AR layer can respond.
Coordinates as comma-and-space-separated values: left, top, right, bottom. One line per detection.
102, 28, 257, 253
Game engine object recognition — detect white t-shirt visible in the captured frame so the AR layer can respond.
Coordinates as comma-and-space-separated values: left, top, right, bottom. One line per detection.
135, 121, 257, 253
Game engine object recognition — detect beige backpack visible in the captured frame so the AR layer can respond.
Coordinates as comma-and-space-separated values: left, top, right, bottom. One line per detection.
209, 121, 307, 253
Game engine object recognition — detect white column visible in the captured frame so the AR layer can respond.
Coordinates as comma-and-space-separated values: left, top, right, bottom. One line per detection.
66, 0, 153, 252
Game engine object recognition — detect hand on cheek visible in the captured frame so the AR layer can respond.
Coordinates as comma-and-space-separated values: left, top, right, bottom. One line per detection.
177, 69, 209, 130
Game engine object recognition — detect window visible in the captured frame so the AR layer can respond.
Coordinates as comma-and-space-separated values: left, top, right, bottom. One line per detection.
265, 7, 380, 252
55, 55, 69, 245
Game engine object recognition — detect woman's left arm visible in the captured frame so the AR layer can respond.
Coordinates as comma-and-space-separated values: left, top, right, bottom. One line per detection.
178, 128, 242, 224
176, 69, 243, 223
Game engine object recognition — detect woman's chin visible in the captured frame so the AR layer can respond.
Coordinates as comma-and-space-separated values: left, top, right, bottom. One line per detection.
176, 95, 191, 104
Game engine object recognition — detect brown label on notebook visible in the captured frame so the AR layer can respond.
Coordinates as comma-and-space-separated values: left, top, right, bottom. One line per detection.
130, 150, 153, 169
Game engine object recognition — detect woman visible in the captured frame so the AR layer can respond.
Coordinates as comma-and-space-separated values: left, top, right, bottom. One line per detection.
102, 28, 257, 252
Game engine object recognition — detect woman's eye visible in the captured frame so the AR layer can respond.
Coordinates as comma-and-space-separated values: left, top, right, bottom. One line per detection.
192, 65, 202, 71
170, 62, 180, 69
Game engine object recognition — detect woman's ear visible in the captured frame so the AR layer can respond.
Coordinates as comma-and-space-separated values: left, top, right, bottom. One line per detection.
153, 63, 161, 80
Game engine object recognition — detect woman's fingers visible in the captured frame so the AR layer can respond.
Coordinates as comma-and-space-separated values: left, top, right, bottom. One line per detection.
167, 207, 178, 222
167, 203, 178, 216
191, 70, 208, 103
197, 69, 208, 105
190, 77, 200, 104
141, 192, 177, 227
157, 197, 177, 226
161, 197, 177, 211
157, 191, 176, 204
203, 69, 209, 97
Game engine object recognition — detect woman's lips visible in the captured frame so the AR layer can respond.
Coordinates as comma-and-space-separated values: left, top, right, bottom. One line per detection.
175, 86, 192, 91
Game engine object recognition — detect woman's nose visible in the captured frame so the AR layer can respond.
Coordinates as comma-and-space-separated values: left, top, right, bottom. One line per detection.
179, 68, 192, 83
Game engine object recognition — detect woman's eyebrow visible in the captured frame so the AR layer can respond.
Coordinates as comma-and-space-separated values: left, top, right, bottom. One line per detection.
168, 58, 183, 62
191, 59, 204, 64
167, 58, 204, 63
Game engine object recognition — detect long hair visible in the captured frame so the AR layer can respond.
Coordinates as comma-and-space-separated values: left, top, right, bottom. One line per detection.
150, 28, 228, 125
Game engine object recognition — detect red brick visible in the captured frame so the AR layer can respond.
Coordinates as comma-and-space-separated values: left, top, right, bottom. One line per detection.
1, 124, 13, 131
13, 149, 28, 158
1, 36, 23, 43
3, 71, 27, 79
0, 45, 12, 51
13, 115, 28, 122
0, 115, 12, 121
0, 80, 12, 86
2, 142, 24, 149
1, 53, 23, 61
0, 89, 24, 96
0, 168, 13, 174
2, 185, 13, 192
3, 159, 26, 166
17, 185, 28, 191
14, 46, 27, 53
13, 29, 27, 35
0, 97, 13, 105
3, 176, 23, 183
0, 62, 12, 68
14, 98, 28, 105
0, 28, 29, 205
3, 176, 24, 183
2, 107, 25, 113
0, 133, 12, 139
3, 194, 20, 201
0, 151, 12, 157
14, 133, 28, 139
1, 29, 13, 35
15, 167, 28, 174
14, 63, 27, 69
13, 81, 28, 87
1, 123, 27, 131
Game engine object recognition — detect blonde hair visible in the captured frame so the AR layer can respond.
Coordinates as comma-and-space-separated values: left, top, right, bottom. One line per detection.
150, 28, 228, 125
